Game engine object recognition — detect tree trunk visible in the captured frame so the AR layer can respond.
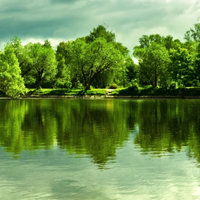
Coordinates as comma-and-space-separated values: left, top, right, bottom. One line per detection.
85, 82, 91, 90
37, 75, 42, 89
71, 79, 76, 89
153, 74, 157, 87
37, 69, 44, 89
71, 75, 78, 89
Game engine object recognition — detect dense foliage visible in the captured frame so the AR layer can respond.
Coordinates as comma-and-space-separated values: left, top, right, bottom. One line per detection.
1, 23, 200, 97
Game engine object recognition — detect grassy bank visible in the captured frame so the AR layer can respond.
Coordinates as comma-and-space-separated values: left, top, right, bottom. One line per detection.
27, 87, 200, 98
27, 88, 108, 96
2, 87, 200, 98
112, 86, 200, 97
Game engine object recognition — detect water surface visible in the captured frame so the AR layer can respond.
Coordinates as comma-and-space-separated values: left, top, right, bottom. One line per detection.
0, 99, 200, 199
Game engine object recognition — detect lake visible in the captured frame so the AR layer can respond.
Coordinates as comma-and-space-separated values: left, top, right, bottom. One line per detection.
0, 99, 200, 199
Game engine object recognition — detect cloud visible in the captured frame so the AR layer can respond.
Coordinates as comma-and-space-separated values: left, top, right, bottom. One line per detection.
0, 0, 200, 51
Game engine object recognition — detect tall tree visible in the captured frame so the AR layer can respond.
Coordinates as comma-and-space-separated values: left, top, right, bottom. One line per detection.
184, 23, 200, 42
0, 44, 26, 98
112, 43, 130, 87
85, 25, 130, 88
183, 23, 200, 85
85, 25, 115, 43
133, 42, 171, 87
138, 34, 164, 49
125, 57, 137, 83
56, 41, 74, 88
170, 47, 194, 86
193, 42, 200, 83
26, 42, 57, 88
10, 37, 33, 81
68, 37, 124, 90
53, 58, 71, 88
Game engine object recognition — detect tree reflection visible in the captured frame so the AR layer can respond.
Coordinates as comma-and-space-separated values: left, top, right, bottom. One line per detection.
134, 100, 200, 161
0, 99, 136, 168
56, 100, 137, 168
2, 98, 200, 166
0, 100, 27, 155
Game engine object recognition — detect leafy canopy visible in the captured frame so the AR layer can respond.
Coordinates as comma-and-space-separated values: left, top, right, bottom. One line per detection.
0, 44, 26, 98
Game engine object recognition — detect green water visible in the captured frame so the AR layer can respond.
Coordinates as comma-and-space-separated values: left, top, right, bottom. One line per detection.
0, 99, 200, 199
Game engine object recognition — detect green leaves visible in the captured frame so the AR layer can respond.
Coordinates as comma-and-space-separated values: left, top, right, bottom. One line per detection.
4, 23, 200, 94
133, 42, 170, 87
170, 47, 194, 85
25, 42, 57, 88
184, 23, 200, 42
85, 25, 115, 43
0, 44, 26, 98
66, 37, 124, 89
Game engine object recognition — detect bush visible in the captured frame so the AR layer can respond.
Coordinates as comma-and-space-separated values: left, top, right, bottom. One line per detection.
169, 82, 176, 89
108, 84, 118, 89
169, 81, 178, 89
129, 80, 139, 92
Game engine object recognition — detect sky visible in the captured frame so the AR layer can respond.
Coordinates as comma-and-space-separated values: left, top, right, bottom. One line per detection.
0, 0, 200, 53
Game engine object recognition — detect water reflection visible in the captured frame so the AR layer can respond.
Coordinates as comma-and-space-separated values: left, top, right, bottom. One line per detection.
134, 100, 200, 161
1, 99, 200, 166
0, 99, 136, 168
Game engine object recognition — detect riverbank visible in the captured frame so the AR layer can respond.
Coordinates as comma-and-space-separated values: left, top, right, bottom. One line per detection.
19, 95, 200, 99
2, 95, 200, 99
21, 87, 200, 99
2, 87, 200, 99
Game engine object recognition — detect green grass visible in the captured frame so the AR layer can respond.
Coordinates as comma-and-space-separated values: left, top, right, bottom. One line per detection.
111, 87, 200, 97
6, 87, 200, 98
27, 88, 107, 96
85, 89, 107, 95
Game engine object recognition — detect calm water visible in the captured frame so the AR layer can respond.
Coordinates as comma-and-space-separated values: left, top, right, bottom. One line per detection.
0, 99, 200, 199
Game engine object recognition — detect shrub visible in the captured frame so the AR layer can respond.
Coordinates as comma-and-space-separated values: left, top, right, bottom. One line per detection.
169, 81, 178, 89
108, 84, 118, 89
129, 80, 139, 92
169, 82, 176, 89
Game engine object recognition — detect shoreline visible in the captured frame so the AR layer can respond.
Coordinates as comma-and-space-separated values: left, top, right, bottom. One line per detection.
1, 95, 200, 99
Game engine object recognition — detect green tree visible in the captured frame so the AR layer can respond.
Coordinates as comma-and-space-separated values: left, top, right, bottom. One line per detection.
56, 41, 80, 88
112, 43, 130, 87
183, 24, 200, 85
184, 23, 200, 42
85, 25, 129, 88
91, 70, 114, 88
164, 35, 174, 51
125, 57, 137, 83
56, 41, 70, 66
68, 37, 124, 90
85, 25, 115, 43
10, 38, 58, 88
170, 47, 194, 86
193, 42, 200, 84
53, 58, 71, 88
10, 37, 33, 86
0, 44, 26, 98
133, 42, 171, 87
91, 42, 130, 88
26, 42, 57, 88
138, 34, 164, 49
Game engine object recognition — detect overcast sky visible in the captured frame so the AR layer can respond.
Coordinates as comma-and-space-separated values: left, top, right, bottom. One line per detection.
0, 0, 200, 53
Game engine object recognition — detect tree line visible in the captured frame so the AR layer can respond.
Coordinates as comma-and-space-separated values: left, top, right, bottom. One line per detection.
1, 23, 200, 97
